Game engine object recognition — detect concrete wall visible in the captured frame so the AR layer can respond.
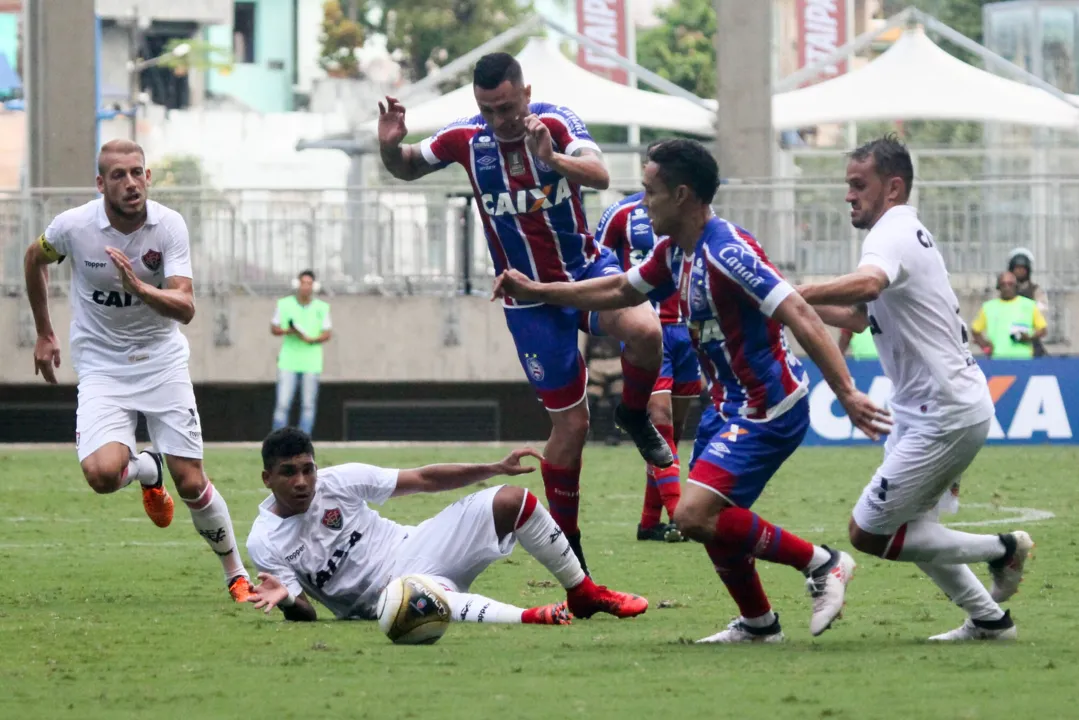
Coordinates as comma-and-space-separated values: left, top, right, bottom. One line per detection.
3, 288, 1075, 386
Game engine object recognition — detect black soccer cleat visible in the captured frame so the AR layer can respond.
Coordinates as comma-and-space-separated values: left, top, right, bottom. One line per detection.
637, 523, 684, 543
614, 403, 675, 468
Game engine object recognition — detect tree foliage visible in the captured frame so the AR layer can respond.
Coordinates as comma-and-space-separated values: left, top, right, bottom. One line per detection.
635, 0, 716, 99
319, 0, 366, 78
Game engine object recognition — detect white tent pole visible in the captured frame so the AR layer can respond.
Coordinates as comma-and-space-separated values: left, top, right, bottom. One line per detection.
625, 6, 641, 182
775, 6, 915, 93
845, 0, 857, 150
542, 16, 713, 108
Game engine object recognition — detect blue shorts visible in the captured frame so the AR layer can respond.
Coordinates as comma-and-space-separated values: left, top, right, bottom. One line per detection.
690, 402, 724, 470
687, 397, 810, 508
504, 249, 622, 411
655, 323, 701, 397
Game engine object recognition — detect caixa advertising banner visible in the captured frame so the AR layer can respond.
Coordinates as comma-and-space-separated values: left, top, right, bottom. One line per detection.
802, 358, 1078, 445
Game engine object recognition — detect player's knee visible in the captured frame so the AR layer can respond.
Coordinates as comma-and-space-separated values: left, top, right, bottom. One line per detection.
492, 486, 527, 538
848, 519, 887, 557
82, 463, 124, 494
169, 462, 208, 499
672, 503, 710, 543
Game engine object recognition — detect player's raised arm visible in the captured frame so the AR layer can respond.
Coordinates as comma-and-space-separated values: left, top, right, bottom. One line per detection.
24, 232, 66, 383
391, 448, 544, 497
526, 108, 609, 190
377, 96, 443, 182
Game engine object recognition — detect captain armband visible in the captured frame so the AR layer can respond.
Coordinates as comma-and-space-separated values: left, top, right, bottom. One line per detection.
38, 234, 66, 264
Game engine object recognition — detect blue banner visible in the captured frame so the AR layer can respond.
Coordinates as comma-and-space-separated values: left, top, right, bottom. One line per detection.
801, 358, 1079, 445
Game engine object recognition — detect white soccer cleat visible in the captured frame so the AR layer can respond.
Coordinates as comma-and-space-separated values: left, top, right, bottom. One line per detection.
696, 615, 785, 644
928, 611, 1017, 642
989, 531, 1034, 603
805, 548, 856, 636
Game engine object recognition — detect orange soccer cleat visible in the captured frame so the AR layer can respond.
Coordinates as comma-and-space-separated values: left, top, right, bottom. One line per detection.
522, 601, 573, 625
140, 451, 174, 528
228, 575, 255, 603
566, 577, 649, 620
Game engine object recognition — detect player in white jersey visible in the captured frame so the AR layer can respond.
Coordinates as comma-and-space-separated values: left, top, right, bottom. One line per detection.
797, 135, 1033, 641
23, 139, 255, 603
245, 427, 649, 624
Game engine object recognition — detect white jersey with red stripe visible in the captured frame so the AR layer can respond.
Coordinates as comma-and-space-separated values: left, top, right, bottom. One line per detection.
628, 216, 808, 421
418, 103, 600, 305
595, 191, 683, 324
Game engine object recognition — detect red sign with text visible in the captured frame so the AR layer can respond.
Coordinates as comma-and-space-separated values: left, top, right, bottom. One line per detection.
797, 0, 848, 81
576, 0, 628, 85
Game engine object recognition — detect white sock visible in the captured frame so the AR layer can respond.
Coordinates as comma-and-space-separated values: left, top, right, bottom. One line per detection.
742, 610, 778, 628
512, 493, 587, 589
121, 451, 159, 488
183, 482, 247, 582
447, 591, 524, 624
806, 545, 833, 573
893, 519, 1006, 564
917, 561, 1005, 622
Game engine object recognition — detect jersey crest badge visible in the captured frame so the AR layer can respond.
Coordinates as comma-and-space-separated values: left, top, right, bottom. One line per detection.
141, 249, 162, 272
507, 150, 527, 176
321, 508, 343, 530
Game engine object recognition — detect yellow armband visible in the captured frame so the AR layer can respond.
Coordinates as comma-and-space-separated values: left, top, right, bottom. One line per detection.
38, 234, 66, 264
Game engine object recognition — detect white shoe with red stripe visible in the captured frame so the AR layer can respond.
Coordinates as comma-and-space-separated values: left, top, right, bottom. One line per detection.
805, 548, 856, 637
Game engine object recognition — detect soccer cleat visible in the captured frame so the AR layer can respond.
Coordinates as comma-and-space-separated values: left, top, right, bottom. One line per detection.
805, 547, 856, 636
228, 575, 256, 603
928, 610, 1017, 642
566, 578, 649, 620
614, 403, 675, 468
140, 451, 173, 528
636, 522, 683, 543
696, 614, 785, 644
522, 601, 573, 626
988, 531, 1034, 603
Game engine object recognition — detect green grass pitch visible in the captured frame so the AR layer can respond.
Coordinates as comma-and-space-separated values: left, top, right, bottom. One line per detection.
1, 444, 1076, 719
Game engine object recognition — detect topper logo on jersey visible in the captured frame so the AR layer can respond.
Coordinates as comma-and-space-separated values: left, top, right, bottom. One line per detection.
717, 246, 765, 289
481, 178, 572, 217
804, 360, 1078, 444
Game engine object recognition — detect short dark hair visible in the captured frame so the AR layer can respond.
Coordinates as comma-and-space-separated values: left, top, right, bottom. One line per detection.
298, 269, 315, 281
646, 139, 720, 204
850, 134, 914, 198
473, 52, 523, 90
262, 427, 315, 470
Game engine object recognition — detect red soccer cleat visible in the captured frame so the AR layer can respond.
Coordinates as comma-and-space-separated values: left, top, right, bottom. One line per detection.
566, 577, 648, 620
522, 601, 573, 625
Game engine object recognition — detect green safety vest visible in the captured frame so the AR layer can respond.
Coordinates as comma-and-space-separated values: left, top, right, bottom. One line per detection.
276, 296, 331, 374
848, 328, 879, 360
983, 296, 1037, 359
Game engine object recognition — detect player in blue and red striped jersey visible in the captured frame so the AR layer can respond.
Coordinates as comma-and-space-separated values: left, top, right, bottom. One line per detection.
494, 139, 894, 643
376, 52, 668, 592
595, 190, 700, 542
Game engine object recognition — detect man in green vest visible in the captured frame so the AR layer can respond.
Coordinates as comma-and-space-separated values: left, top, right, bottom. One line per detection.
971, 271, 1046, 359
271, 270, 332, 435
838, 326, 879, 360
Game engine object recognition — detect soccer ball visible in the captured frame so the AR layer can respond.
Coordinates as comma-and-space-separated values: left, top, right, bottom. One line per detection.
376, 574, 451, 645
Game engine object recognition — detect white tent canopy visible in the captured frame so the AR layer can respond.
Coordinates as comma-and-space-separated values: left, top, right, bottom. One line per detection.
773, 28, 1079, 130
363, 37, 717, 137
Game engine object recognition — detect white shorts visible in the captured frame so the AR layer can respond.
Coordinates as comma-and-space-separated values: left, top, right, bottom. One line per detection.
75, 366, 204, 462
388, 485, 515, 593
852, 419, 990, 535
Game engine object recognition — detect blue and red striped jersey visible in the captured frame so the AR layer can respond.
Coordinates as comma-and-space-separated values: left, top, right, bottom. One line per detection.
595, 192, 683, 324
419, 103, 601, 304
628, 216, 808, 421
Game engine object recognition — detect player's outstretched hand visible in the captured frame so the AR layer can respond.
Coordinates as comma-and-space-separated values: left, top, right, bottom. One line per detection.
247, 572, 290, 614
492, 269, 541, 303
104, 247, 144, 296
494, 447, 544, 476
523, 114, 554, 162
838, 389, 892, 442
33, 332, 61, 384
377, 96, 408, 147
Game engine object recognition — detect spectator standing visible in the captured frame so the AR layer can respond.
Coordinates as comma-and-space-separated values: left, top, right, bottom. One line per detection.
971, 271, 1046, 359
271, 270, 332, 435
1007, 248, 1049, 357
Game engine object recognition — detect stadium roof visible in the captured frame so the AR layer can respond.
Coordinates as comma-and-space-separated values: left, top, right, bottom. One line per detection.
773, 27, 1079, 130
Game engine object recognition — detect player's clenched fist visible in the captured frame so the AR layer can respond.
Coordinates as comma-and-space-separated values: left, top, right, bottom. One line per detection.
523, 114, 554, 162
377, 96, 409, 147
491, 268, 542, 303
33, 332, 61, 384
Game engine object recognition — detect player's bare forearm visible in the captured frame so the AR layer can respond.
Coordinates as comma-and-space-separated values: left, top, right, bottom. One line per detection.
533, 275, 646, 311
271, 324, 288, 336
395, 462, 503, 496
813, 304, 869, 333
547, 150, 610, 190
136, 277, 195, 324
798, 268, 887, 306
775, 294, 857, 401
281, 596, 317, 622
23, 243, 55, 335
309, 330, 332, 344
379, 143, 436, 182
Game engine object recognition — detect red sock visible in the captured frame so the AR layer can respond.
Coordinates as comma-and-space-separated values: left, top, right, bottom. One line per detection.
541, 460, 581, 536
650, 423, 681, 518
620, 357, 658, 411
705, 546, 771, 618
640, 469, 663, 528
714, 506, 814, 570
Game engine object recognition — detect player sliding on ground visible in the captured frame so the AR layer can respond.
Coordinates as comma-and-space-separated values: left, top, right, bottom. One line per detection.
796, 135, 1034, 641
23, 140, 254, 602
494, 139, 892, 643
244, 427, 648, 625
